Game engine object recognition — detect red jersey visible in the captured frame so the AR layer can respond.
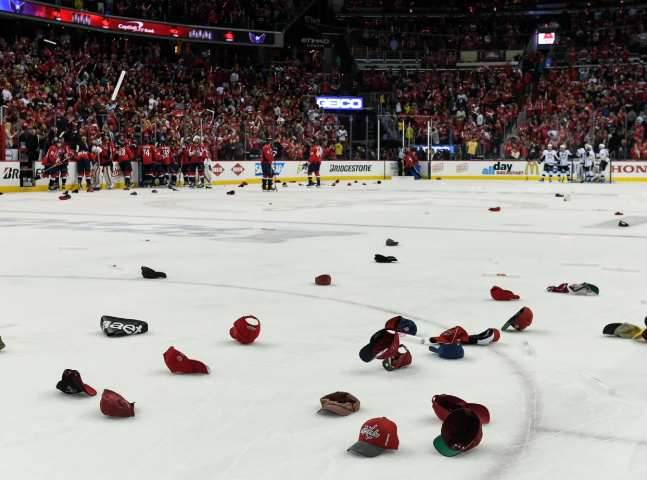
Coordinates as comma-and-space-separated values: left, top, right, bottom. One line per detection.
188, 145, 205, 164
309, 145, 323, 163
137, 144, 158, 165
262, 144, 274, 164
100, 143, 114, 165
43, 145, 62, 165
114, 146, 135, 162
76, 151, 96, 162
157, 146, 173, 166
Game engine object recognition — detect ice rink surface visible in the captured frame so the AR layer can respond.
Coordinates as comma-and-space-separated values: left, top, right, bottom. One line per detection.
1, 179, 647, 480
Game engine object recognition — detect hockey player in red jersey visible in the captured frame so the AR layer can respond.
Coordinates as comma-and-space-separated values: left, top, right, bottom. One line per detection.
58, 142, 76, 191
261, 141, 275, 190
307, 142, 323, 187
157, 140, 173, 187
172, 145, 188, 187
187, 136, 206, 188
41, 137, 63, 191
114, 139, 135, 189
75, 138, 96, 192
138, 142, 158, 188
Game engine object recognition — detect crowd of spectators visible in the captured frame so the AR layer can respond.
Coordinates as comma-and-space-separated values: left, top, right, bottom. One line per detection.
43, 0, 292, 28
0, 23, 369, 163
341, 13, 536, 52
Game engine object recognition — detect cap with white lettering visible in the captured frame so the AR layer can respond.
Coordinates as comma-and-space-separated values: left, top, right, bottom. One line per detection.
100, 315, 148, 337
347, 417, 399, 457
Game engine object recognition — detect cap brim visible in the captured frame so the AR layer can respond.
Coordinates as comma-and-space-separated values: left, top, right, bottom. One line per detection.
433, 435, 462, 457
83, 384, 97, 396
465, 403, 490, 424
428, 345, 440, 354
359, 344, 375, 362
318, 405, 352, 416
602, 323, 622, 336
501, 318, 515, 331
189, 359, 211, 374
347, 441, 387, 457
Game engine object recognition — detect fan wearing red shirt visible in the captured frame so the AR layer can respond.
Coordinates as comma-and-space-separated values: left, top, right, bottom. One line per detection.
307, 143, 323, 187
261, 142, 275, 191
137, 142, 159, 188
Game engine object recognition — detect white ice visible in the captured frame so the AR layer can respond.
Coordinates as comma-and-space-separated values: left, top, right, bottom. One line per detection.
1, 180, 646, 480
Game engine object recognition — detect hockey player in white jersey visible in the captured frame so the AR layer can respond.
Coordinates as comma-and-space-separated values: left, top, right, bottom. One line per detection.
557, 144, 572, 182
584, 144, 595, 183
540, 144, 558, 182
597, 143, 609, 183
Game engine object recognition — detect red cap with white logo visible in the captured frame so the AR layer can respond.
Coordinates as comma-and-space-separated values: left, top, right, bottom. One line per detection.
163, 346, 211, 374
347, 417, 399, 457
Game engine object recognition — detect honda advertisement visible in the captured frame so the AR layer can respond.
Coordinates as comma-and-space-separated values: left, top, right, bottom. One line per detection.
0, 0, 278, 46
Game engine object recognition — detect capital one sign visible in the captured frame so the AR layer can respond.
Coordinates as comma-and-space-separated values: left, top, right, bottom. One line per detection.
315, 97, 363, 110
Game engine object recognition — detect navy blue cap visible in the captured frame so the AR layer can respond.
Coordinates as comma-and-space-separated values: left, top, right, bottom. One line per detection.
385, 316, 417, 337
429, 342, 464, 359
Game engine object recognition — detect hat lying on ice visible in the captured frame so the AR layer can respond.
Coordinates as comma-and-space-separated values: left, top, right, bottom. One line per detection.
429, 326, 469, 344
603, 323, 641, 339
433, 408, 483, 457
163, 346, 211, 374
632, 327, 647, 342
100, 315, 148, 337
315, 274, 331, 286
489, 207, 501, 212
432, 394, 490, 424
100, 389, 135, 418
141, 266, 166, 279
56, 369, 97, 396
386, 238, 399, 246
318, 392, 361, 416
468, 328, 500, 345
568, 283, 599, 296
375, 254, 398, 263
502, 307, 533, 331
382, 345, 412, 371
360, 329, 399, 362
230, 316, 261, 344
384, 316, 417, 336
0, 336, 4, 351
490, 286, 520, 301
347, 417, 399, 457
429, 342, 464, 359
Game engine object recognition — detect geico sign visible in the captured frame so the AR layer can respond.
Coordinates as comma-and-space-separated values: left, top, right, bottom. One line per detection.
302, 38, 329, 45
316, 97, 363, 110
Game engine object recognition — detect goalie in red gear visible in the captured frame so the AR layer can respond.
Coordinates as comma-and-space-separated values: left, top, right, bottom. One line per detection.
307, 143, 323, 187
261, 142, 275, 190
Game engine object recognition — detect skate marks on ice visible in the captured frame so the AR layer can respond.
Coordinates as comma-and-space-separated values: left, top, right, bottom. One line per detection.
0, 217, 356, 243
582, 216, 647, 229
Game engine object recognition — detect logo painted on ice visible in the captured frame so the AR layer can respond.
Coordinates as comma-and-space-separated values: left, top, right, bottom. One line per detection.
254, 162, 285, 176
212, 163, 224, 176
360, 425, 380, 440
231, 163, 245, 176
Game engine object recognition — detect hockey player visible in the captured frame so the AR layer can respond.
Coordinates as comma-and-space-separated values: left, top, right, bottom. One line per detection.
75, 140, 96, 192
137, 141, 158, 188
540, 144, 558, 182
99, 134, 115, 189
114, 139, 135, 189
57, 141, 76, 191
261, 141, 275, 190
557, 144, 572, 182
597, 143, 609, 183
172, 144, 188, 187
157, 140, 173, 187
202, 142, 213, 189
307, 142, 323, 187
41, 137, 63, 191
91, 139, 103, 190
187, 136, 206, 188
584, 144, 595, 183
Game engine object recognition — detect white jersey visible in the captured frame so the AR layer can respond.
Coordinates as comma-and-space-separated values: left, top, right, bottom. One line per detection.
584, 151, 595, 167
598, 148, 609, 163
558, 150, 571, 166
542, 149, 558, 165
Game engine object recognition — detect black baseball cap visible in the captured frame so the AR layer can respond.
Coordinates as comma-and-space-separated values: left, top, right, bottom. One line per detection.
56, 369, 97, 396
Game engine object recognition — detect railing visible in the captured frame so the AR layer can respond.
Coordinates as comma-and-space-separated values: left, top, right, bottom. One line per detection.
352, 48, 457, 64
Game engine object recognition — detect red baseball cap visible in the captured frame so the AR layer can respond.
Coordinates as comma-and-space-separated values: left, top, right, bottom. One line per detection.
359, 329, 399, 362
347, 417, 399, 457
432, 394, 490, 424
163, 346, 211, 374
230, 315, 261, 344
502, 307, 533, 331
429, 326, 469, 344
382, 345, 412, 371
315, 274, 331, 286
490, 286, 520, 301
100, 389, 135, 418
434, 408, 483, 457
